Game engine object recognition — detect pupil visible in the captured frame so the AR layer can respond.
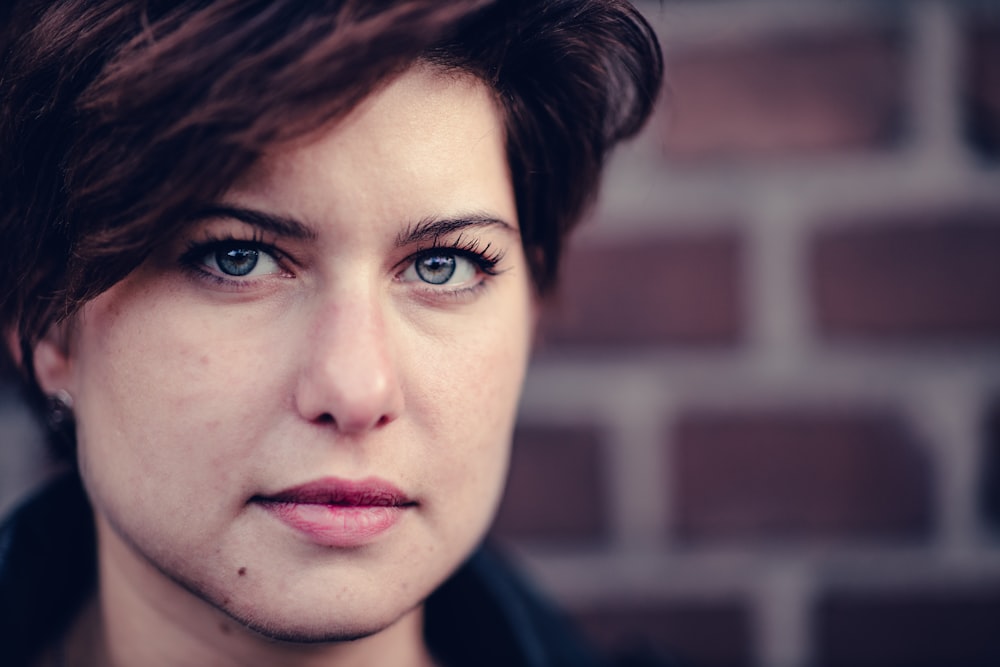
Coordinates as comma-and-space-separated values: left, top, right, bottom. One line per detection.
416, 254, 456, 285
216, 248, 259, 276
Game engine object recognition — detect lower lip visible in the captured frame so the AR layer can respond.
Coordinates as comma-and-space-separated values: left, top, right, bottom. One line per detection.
261, 502, 406, 548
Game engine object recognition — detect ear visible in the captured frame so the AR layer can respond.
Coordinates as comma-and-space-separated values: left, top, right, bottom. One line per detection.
31, 322, 75, 396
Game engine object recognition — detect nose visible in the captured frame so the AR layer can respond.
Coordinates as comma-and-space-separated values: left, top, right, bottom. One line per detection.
294, 290, 403, 434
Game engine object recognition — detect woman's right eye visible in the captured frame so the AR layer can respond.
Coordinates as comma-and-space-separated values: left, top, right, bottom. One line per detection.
187, 241, 284, 280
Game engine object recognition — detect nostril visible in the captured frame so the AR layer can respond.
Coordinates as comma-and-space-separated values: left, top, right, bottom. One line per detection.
310, 411, 392, 431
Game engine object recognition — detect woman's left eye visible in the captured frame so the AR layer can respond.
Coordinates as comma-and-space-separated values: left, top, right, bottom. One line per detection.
199, 243, 282, 278
401, 251, 478, 286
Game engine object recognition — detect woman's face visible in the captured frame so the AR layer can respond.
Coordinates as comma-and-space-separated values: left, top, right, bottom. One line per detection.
37, 65, 534, 642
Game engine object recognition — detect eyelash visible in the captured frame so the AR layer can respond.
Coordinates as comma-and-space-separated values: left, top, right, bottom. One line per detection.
408, 236, 505, 274
178, 233, 506, 292
179, 232, 289, 288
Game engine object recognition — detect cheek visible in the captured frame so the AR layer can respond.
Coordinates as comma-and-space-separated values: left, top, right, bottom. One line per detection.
406, 288, 533, 505
412, 296, 529, 430
69, 285, 282, 508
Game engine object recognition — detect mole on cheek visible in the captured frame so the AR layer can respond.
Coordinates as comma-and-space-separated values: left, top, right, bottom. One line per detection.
238, 567, 247, 576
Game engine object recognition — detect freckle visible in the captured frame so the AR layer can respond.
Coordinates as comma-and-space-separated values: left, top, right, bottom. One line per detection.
238, 567, 247, 576
219, 622, 232, 635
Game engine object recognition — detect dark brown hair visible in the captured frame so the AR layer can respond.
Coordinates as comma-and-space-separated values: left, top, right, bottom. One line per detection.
0, 0, 661, 402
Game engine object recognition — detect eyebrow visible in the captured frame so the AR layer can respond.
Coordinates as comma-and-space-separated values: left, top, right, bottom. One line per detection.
395, 215, 518, 247
192, 205, 318, 241
191, 205, 516, 245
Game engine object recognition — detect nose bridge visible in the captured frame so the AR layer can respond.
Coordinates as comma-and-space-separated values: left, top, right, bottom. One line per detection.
296, 281, 402, 433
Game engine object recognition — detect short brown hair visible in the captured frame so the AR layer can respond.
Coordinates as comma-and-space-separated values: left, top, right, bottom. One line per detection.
1, 0, 661, 387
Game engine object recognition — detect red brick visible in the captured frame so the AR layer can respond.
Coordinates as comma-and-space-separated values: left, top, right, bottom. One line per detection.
575, 600, 752, 667
966, 20, 1000, 156
816, 586, 1000, 667
811, 211, 1000, 340
662, 29, 904, 159
672, 409, 933, 542
540, 234, 743, 349
491, 425, 608, 544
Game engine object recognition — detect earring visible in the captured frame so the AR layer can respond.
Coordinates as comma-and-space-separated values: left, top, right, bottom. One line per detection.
46, 389, 75, 431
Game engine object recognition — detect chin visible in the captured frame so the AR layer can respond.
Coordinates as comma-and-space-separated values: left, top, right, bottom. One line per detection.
156, 556, 414, 647
237, 615, 385, 644
216, 593, 414, 645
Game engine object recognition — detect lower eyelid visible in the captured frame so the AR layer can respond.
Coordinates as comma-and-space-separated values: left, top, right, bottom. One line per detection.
409, 280, 490, 303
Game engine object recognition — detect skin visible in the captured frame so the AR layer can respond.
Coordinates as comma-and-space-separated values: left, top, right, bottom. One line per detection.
33, 64, 535, 667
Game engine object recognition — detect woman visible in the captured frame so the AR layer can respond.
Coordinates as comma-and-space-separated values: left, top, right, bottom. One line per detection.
0, 1, 662, 665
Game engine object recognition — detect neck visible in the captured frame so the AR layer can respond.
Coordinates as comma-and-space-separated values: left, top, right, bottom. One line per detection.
67, 515, 437, 667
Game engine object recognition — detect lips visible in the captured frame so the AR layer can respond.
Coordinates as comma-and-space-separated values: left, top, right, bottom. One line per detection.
254, 477, 415, 548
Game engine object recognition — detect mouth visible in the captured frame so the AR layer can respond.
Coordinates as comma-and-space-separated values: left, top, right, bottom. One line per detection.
258, 477, 416, 507
253, 477, 417, 548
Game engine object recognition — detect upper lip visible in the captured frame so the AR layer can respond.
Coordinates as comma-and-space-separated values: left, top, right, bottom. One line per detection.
254, 477, 415, 507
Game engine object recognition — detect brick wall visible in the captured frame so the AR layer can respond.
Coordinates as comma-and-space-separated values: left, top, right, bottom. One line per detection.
1, 2, 998, 666
491, 2, 1000, 666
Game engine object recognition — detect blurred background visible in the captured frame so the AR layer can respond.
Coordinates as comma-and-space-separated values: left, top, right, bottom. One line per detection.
2, 1, 999, 666
491, 1, 1000, 666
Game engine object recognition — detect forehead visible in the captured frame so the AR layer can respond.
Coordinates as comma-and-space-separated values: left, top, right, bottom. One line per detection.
227, 64, 515, 228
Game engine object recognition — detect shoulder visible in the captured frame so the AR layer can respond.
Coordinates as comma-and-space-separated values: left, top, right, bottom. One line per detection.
426, 545, 688, 667
0, 475, 95, 667
425, 545, 601, 667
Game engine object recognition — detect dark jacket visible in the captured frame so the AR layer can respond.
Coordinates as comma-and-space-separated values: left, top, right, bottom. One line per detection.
0, 475, 602, 667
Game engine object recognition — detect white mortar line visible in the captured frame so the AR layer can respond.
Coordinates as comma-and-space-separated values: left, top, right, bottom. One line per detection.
603, 379, 674, 549
908, 1, 968, 168
745, 192, 811, 378
754, 561, 815, 667
903, 376, 987, 553
514, 545, 1000, 607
